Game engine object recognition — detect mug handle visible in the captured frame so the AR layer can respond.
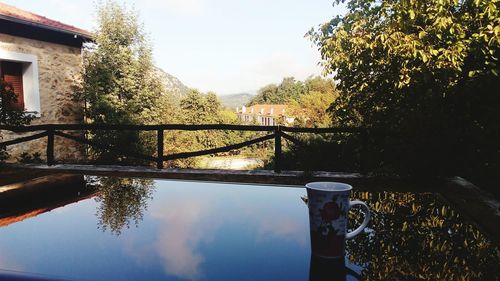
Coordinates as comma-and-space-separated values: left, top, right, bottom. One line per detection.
345, 200, 371, 240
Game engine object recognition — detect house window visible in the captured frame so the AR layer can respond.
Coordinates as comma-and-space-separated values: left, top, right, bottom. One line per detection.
0, 61, 24, 111
0, 50, 40, 116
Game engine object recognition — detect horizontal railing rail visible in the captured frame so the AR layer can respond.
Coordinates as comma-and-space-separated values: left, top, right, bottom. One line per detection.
0, 124, 364, 172
0, 124, 276, 132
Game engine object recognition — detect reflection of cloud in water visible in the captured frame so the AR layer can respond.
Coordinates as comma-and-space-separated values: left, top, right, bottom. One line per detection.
152, 198, 216, 281
122, 236, 156, 267
149, 185, 307, 281
0, 244, 24, 271
256, 217, 307, 246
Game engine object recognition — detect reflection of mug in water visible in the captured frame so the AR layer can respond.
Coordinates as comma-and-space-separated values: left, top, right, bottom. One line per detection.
306, 182, 370, 259
309, 255, 346, 281
309, 255, 362, 281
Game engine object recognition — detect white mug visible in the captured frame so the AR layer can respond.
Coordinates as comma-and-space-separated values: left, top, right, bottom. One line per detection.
306, 182, 370, 258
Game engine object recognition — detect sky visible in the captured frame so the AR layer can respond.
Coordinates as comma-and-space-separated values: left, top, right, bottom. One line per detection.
3, 0, 345, 95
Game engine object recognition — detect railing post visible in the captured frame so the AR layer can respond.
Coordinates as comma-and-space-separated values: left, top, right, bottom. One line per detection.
157, 128, 164, 169
274, 125, 282, 173
47, 128, 54, 166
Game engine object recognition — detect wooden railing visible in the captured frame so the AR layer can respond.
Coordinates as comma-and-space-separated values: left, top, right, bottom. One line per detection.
0, 124, 364, 173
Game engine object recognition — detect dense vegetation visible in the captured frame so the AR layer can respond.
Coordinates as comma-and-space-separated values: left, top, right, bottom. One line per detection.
246, 76, 339, 127
71, 1, 272, 168
6, 0, 499, 195
296, 0, 500, 184
347, 190, 500, 280
74, 1, 173, 164
77, 0, 338, 170
164, 89, 259, 168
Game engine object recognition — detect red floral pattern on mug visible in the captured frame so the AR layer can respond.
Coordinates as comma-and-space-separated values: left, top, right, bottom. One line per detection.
320, 200, 341, 222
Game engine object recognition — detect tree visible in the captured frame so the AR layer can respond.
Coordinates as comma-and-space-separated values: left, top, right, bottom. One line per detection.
0, 78, 34, 162
247, 84, 279, 105
288, 76, 339, 127
206, 91, 222, 117
165, 89, 236, 167
346, 190, 500, 280
309, 0, 500, 178
179, 89, 208, 124
91, 177, 154, 235
276, 77, 306, 102
248, 77, 306, 105
74, 1, 165, 164
305, 76, 336, 94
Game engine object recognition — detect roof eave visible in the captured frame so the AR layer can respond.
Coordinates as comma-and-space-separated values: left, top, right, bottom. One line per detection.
0, 14, 93, 41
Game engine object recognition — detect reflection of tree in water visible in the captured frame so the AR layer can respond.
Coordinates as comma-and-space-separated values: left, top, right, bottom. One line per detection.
90, 177, 155, 235
347, 191, 500, 281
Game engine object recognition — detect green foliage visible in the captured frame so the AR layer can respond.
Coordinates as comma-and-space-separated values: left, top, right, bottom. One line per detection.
308, 0, 500, 178
74, 1, 165, 164
269, 133, 363, 172
0, 79, 34, 126
248, 77, 306, 105
288, 77, 339, 127
0, 78, 34, 163
17, 152, 43, 164
347, 191, 500, 280
92, 176, 154, 235
179, 89, 221, 124
248, 76, 339, 127
165, 89, 246, 167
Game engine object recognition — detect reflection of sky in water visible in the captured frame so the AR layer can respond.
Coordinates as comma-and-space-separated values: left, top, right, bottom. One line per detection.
149, 181, 310, 281
1, 179, 497, 281
0, 180, 313, 281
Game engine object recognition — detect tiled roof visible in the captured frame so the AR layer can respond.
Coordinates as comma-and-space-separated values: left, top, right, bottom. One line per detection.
237, 104, 288, 117
0, 193, 96, 227
0, 2, 92, 39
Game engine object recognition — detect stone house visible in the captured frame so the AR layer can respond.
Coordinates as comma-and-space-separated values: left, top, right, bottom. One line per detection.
0, 2, 92, 161
236, 104, 295, 126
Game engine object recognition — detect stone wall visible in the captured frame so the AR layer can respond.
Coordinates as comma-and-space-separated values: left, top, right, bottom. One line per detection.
0, 33, 84, 163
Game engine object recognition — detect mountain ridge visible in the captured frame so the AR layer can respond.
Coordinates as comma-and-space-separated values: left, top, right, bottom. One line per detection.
218, 93, 255, 110
154, 67, 189, 103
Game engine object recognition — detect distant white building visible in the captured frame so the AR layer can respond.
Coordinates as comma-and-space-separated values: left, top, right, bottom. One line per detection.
236, 104, 294, 126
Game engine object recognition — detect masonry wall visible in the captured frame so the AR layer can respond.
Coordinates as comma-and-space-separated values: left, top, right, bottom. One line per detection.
0, 33, 84, 162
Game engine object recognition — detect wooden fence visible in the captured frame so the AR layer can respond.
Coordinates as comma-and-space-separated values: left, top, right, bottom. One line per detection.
0, 124, 364, 173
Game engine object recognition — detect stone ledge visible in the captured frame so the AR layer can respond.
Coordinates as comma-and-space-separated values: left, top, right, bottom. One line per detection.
1, 163, 365, 186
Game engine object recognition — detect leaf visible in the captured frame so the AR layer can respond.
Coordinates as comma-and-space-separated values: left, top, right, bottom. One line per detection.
409, 10, 415, 20
421, 52, 428, 63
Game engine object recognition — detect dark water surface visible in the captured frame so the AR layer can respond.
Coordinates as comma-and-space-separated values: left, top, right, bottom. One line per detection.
0, 176, 499, 281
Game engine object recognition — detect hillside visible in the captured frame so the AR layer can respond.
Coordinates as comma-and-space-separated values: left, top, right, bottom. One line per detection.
218, 93, 254, 110
155, 67, 189, 104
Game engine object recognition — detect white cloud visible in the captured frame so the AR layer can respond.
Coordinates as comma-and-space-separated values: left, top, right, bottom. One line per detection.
140, 184, 308, 281
152, 198, 216, 281
178, 50, 324, 95
256, 217, 307, 246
